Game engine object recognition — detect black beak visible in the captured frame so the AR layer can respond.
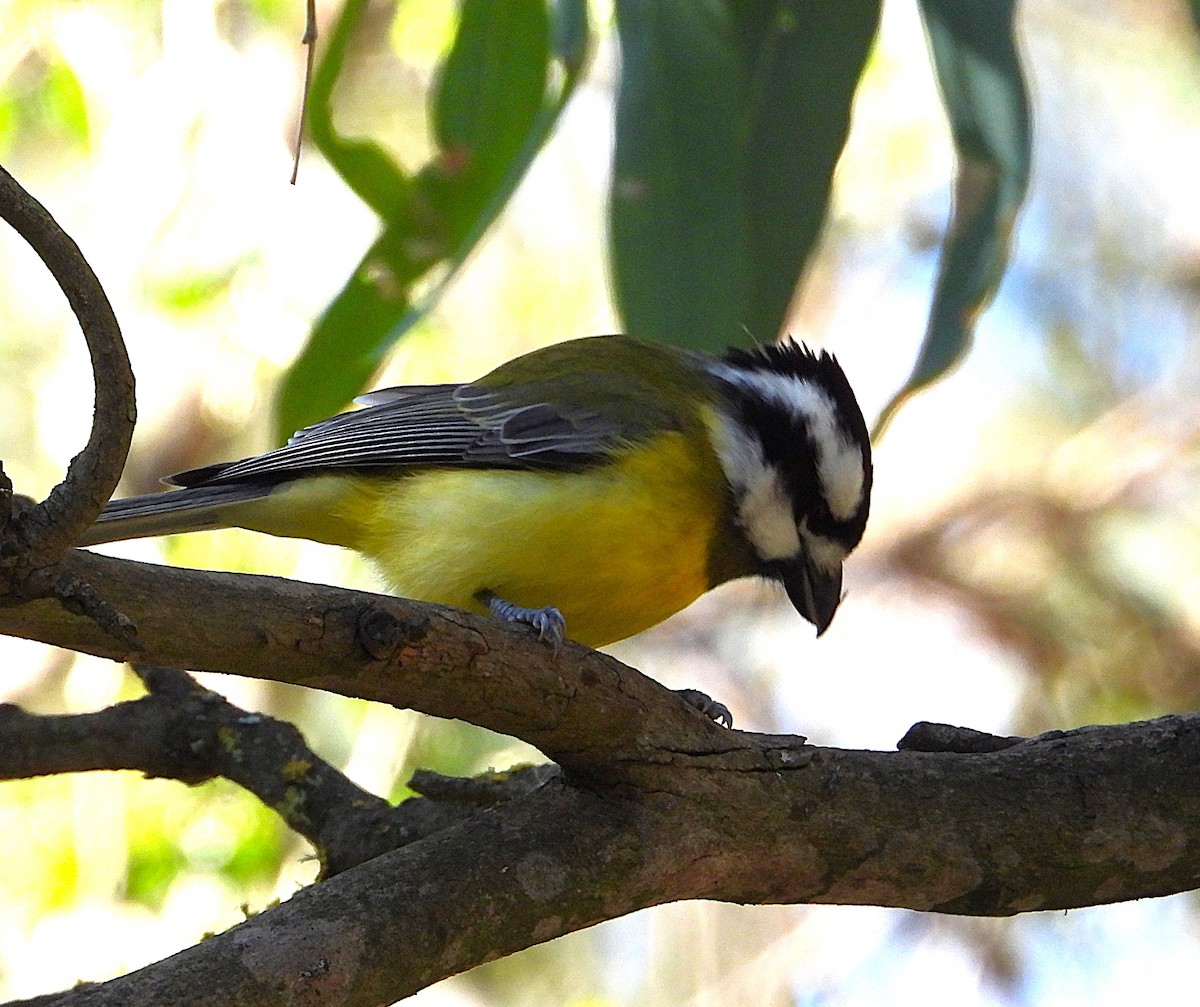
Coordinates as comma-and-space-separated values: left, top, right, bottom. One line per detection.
780, 550, 843, 636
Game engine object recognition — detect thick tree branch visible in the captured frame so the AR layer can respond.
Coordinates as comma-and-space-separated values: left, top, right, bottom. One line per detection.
0, 165, 135, 571
21, 714, 1200, 1006
0, 548, 732, 776
5, 509, 1200, 1003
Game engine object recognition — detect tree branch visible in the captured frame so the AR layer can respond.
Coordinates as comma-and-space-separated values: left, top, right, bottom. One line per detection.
0, 662, 556, 878
20, 714, 1200, 1006
0, 548, 731, 776
3, 467, 1198, 1002
0, 165, 135, 572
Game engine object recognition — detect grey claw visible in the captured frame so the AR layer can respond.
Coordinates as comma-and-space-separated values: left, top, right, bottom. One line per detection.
478, 591, 566, 653
530, 606, 566, 652
675, 688, 733, 728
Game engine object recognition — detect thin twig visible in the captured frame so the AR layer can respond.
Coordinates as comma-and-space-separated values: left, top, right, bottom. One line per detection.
291, 0, 318, 185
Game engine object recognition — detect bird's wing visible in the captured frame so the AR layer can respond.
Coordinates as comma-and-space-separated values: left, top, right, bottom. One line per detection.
167, 380, 666, 488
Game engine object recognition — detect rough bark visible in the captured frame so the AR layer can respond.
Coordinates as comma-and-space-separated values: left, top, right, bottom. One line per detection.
0, 548, 731, 775
14, 706, 1200, 1007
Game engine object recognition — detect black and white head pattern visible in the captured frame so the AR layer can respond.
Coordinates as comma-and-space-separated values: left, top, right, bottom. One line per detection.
704, 340, 873, 574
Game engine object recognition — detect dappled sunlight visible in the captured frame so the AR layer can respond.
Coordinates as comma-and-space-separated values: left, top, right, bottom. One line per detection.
3, 0, 1200, 1003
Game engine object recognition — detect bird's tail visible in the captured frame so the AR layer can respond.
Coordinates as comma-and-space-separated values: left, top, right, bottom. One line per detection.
78, 483, 273, 547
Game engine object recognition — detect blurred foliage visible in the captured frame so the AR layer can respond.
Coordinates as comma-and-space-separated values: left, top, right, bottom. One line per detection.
879, 332, 1200, 732
279, 0, 1031, 435
875, 0, 1031, 432
609, 0, 882, 354
0, 57, 89, 156
142, 261, 247, 317
275, 0, 592, 440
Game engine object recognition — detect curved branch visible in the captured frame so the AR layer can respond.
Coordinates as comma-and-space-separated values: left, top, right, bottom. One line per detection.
0, 165, 135, 569
0, 549, 731, 774
27, 714, 1200, 1006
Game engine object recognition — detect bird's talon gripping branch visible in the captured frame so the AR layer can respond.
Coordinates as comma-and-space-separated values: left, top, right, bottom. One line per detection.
478, 590, 566, 653
675, 688, 734, 728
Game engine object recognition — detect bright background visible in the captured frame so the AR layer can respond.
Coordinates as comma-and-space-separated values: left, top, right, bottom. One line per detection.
2, 0, 1200, 1003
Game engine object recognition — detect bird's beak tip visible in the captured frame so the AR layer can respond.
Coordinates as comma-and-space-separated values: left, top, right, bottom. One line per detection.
782, 554, 843, 637
810, 592, 840, 637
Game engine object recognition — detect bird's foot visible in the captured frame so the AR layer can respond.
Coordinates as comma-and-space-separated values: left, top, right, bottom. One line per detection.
477, 590, 566, 653
674, 688, 733, 728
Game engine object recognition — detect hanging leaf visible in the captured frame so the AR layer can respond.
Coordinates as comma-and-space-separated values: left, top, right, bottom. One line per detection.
733, 1, 883, 343
427, 0, 550, 233
275, 0, 592, 443
875, 0, 1032, 435
610, 0, 881, 353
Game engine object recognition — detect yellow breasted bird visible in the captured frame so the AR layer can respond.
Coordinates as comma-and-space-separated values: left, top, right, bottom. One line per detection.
81, 335, 873, 649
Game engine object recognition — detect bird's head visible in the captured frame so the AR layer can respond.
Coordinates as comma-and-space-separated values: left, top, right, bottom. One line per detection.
705, 340, 873, 635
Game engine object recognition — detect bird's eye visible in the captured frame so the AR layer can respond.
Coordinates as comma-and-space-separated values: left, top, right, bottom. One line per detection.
803, 499, 840, 537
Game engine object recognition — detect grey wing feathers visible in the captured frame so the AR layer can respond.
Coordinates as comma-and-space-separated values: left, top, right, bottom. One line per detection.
166, 382, 631, 490
84, 377, 655, 546
451, 384, 624, 462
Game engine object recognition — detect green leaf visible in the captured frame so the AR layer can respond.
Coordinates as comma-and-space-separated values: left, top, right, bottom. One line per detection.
732, 1, 881, 343
426, 0, 550, 233
610, 1, 880, 353
551, 0, 591, 69
306, 0, 414, 220
875, 0, 1032, 436
611, 2, 750, 354
276, 0, 591, 442
422, 0, 590, 263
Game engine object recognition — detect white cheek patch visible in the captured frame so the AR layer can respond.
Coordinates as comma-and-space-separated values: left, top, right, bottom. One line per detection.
705, 412, 801, 561
714, 367, 866, 521
803, 528, 849, 573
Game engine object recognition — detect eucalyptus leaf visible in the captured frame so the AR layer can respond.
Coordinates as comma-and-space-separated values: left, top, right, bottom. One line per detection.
875, 0, 1031, 435
275, 0, 592, 443
610, 0, 880, 353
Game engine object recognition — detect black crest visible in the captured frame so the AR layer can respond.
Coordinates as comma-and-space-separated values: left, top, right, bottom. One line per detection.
722, 341, 870, 457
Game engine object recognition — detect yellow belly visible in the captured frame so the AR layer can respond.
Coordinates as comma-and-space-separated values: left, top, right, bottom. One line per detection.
251, 432, 725, 647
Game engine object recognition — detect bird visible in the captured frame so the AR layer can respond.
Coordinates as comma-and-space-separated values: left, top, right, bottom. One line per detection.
81, 335, 873, 650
